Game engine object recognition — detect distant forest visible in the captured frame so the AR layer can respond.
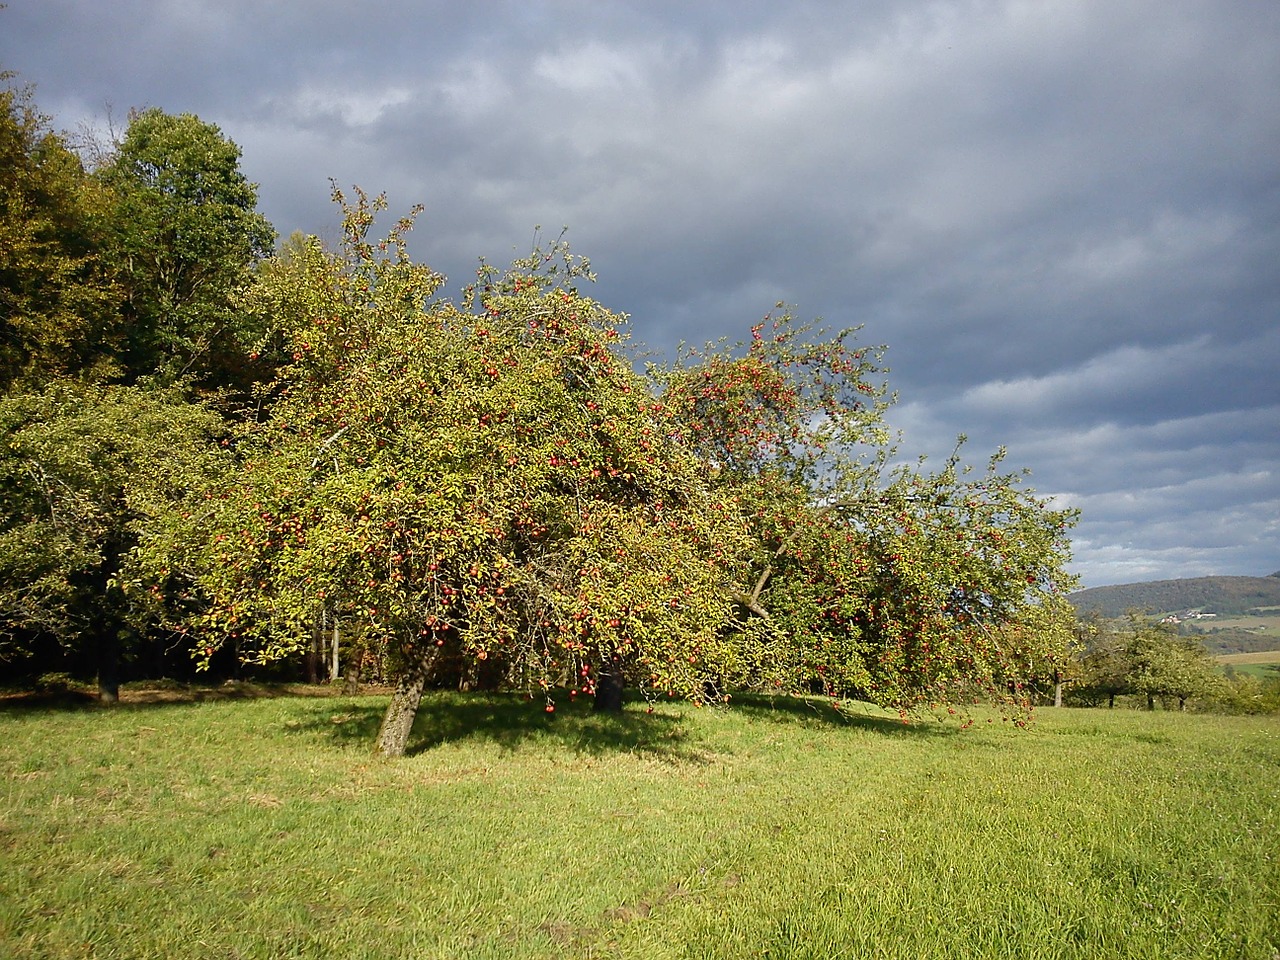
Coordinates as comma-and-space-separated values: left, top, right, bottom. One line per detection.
1070, 574, 1280, 619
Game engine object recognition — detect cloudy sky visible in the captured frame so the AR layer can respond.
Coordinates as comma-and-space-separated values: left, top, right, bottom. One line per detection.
4, 0, 1277, 587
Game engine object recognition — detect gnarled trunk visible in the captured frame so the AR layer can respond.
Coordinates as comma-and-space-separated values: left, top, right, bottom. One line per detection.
375, 654, 429, 757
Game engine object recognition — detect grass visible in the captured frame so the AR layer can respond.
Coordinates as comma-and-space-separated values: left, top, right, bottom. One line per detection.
1, 687, 1278, 959
1218, 650, 1280, 681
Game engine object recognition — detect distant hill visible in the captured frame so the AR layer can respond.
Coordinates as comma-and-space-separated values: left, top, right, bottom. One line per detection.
1070, 574, 1280, 619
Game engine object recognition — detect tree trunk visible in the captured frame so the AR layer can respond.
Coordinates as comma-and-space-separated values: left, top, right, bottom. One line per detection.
329, 615, 340, 683
306, 612, 322, 684
343, 642, 363, 696
1146, 692, 1155, 711
1053, 670, 1063, 708
1108, 692, 1115, 709
97, 626, 120, 704
375, 656, 429, 757
594, 660, 624, 713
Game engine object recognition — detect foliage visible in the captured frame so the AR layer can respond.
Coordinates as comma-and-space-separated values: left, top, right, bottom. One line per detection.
0, 381, 227, 694
0, 77, 119, 390
655, 320, 1080, 719
1, 74, 1083, 727
1127, 618, 1227, 709
144, 189, 753, 746
1216, 666, 1280, 714
1071, 614, 1233, 711
96, 107, 275, 389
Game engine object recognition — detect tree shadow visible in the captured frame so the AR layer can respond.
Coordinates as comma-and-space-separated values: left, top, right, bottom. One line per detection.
292, 690, 709, 764
0, 680, 355, 715
0, 681, 961, 754
293, 689, 960, 761
0, 688, 101, 712
726, 692, 962, 738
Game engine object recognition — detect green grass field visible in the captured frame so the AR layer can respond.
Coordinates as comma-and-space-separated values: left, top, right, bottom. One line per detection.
1218, 650, 1280, 681
2, 687, 1278, 959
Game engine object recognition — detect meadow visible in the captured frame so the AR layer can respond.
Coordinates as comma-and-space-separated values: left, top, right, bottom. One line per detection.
1, 686, 1277, 959
1218, 650, 1280, 682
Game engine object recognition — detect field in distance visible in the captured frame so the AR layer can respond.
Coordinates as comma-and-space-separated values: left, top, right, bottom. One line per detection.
1217, 650, 1280, 664
1, 688, 1277, 959
1217, 648, 1280, 681
1198, 612, 1280, 636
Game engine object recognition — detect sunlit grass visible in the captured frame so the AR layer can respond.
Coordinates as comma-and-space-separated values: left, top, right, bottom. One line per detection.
1, 689, 1277, 958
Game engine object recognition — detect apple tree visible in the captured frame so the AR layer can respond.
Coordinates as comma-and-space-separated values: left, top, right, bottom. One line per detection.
655, 318, 1079, 719
146, 189, 752, 755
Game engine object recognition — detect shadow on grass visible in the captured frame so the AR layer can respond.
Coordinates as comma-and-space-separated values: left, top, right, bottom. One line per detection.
293, 689, 959, 761
291, 690, 708, 763
728, 692, 960, 738
0, 682, 959, 755
0, 680, 355, 717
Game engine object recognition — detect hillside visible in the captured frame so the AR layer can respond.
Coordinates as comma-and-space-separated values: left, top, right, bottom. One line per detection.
1069, 573, 1280, 619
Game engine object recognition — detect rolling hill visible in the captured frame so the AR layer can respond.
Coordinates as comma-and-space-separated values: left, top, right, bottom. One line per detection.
1069, 572, 1280, 619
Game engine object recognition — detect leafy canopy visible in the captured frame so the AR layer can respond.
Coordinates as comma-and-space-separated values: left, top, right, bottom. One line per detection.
148, 189, 753, 711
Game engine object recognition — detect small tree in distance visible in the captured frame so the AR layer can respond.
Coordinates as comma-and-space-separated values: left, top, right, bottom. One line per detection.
1071, 613, 1229, 711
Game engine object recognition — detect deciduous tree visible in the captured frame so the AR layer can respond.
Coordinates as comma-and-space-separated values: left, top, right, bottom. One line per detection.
148, 190, 751, 755
97, 108, 275, 390
656, 319, 1079, 719
1127, 618, 1225, 711
0, 76, 119, 390
0, 382, 227, 698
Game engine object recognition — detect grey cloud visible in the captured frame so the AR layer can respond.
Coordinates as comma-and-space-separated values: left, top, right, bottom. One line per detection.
3, 0, 1277, 587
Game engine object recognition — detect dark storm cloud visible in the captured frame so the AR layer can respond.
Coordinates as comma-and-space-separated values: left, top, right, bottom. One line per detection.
3, 0, 1277, 586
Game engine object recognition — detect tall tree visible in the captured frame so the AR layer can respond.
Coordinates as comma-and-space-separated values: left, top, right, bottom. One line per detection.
0, 76, 119, 391
97, 108, 274, 390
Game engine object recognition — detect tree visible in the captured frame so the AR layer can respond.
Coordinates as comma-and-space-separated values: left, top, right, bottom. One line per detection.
1072, 614, 1132, 708
655, 318, 1080, 719
96, 108, 275, 390
0, 382, 227, 699
1071, 614, 1228, 711
0, 76, 119, 390
1127, 618, 1225, 711
145, 190, 752, 755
